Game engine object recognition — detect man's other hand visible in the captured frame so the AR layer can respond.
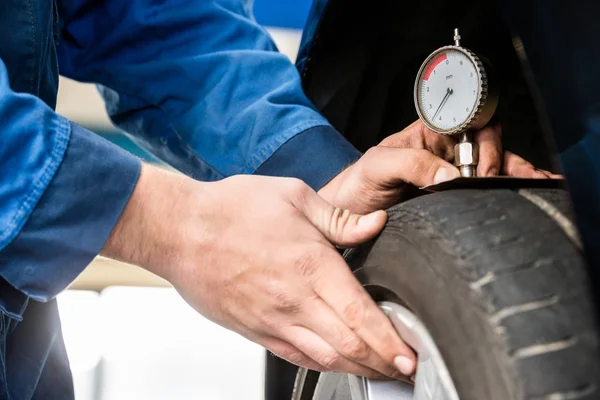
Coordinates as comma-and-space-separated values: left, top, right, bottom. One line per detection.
320, 120, 562, 214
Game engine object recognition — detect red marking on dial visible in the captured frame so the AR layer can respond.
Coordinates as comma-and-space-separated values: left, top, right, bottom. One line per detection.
423, 53, 448, 81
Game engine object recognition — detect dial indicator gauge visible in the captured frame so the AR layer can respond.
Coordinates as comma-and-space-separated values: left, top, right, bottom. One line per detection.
414, 46, 490, 135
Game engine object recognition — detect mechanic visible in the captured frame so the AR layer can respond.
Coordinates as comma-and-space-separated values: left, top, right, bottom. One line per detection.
0, 1, 555, 398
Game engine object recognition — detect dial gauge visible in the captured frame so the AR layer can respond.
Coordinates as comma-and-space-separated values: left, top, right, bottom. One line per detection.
414, 29, 499, 177
416, 48, 480, 132
414, 44, 496, 136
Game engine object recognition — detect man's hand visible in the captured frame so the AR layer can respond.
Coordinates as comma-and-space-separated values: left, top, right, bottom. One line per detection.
320, 120, 562, 213
102, 165, 416, 380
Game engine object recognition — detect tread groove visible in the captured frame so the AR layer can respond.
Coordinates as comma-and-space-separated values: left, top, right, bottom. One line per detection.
469, 258, 553, 290
518, 189, 583, 250
512, 336, 578, 359
489, 295, 559, 324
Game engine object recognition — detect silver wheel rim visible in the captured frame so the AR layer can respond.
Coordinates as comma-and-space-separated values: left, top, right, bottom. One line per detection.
305, 301, 460, 400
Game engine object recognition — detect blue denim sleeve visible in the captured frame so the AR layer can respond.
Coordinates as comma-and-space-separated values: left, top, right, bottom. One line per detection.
56, 0, 358, 188
0, 59, 140, 317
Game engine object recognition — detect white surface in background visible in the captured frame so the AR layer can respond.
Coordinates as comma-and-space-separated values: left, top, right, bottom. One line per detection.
58, 288, 265, 400
99, 287, 265, 400
56, 27, 302, 128
267, 27, 303, 63
58, 291, 102, 400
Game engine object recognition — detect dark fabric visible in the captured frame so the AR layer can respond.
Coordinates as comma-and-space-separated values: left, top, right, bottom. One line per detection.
493, 0, 600, 323
256, 125, 360, 190
4, 301, 73, 400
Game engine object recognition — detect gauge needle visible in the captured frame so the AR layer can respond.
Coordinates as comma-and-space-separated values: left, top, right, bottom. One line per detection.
432, 88, 453, 121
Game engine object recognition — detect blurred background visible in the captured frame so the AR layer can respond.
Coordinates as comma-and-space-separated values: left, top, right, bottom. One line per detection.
55, 1, 312, 399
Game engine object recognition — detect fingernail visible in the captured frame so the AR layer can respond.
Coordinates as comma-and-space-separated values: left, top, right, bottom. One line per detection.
433, 167, 460, 184
410, 375, 416, 383
487, 168, 499, 177
394, 356, 415, 375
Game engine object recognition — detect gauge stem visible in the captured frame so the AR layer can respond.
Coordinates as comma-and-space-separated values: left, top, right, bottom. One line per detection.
454, 28, 461, 47
459, 131, 471, 144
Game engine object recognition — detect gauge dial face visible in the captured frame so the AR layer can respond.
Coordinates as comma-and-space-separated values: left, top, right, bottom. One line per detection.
416, 48, 481, 133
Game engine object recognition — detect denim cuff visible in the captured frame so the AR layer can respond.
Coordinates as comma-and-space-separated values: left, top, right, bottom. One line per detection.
0, 120, 140, 316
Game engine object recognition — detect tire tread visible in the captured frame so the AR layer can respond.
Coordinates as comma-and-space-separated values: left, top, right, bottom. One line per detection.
382, 189, 599, 399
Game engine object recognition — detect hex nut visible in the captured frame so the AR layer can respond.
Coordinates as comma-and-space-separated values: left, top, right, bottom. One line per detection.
454, 142, 479, 167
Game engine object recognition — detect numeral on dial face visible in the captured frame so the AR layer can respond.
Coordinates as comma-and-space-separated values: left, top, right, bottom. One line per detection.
417, 48, 479, 132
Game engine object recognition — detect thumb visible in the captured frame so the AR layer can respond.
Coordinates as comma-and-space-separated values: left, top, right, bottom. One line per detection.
290, 185, 387, 247
362, 147, 460, 188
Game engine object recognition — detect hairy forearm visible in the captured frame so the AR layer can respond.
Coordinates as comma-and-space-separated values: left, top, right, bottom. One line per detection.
100, 164, 194, 280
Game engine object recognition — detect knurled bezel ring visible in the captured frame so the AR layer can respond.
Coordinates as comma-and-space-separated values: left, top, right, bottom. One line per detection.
414, 45, 488, 135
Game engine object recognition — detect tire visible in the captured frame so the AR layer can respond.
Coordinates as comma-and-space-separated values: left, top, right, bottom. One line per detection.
293, 188, 600, 400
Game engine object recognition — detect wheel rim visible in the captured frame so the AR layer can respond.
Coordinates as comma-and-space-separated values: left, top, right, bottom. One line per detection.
297, 302, 460, 400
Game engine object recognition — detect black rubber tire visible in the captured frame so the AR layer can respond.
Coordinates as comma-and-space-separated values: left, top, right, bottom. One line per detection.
293, 188, 600, 400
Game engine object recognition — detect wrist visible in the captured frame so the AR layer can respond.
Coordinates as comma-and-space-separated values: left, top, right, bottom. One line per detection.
100, 164, 195, 280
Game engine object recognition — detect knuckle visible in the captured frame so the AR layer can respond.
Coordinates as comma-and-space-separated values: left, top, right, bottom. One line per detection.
410, 131, 428, 149
379, 331, 402, 359
493, 123, 503, 138
364, 146, 383, 159
342, 301, 366, 331
341, 335, 370, 361
293, 251, 321, 279
407, 148, 428, 168
283, 350, 307, 367
273, 290, 303, 315
329, 207, 353, 237
260, 313, 287, 331
286, 178, 310, 199
407, 149, 434, 182
318, 352, 341, 370
490, 145, 502, 160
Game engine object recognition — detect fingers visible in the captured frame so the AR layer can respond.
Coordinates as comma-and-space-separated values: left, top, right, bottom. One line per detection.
307, 250, 417, 377
474, 124, 563, 178
379, 120, 455, 160
360, 147, 460, 188
261, 336, 329, 372
538, 169, 565, 179
287, 179, 388, 248
280, 325, 389, 379
379, 121, 560, 181
503, 151, 549, 178
295, 298, 403, 379
475, 124, 503, 177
